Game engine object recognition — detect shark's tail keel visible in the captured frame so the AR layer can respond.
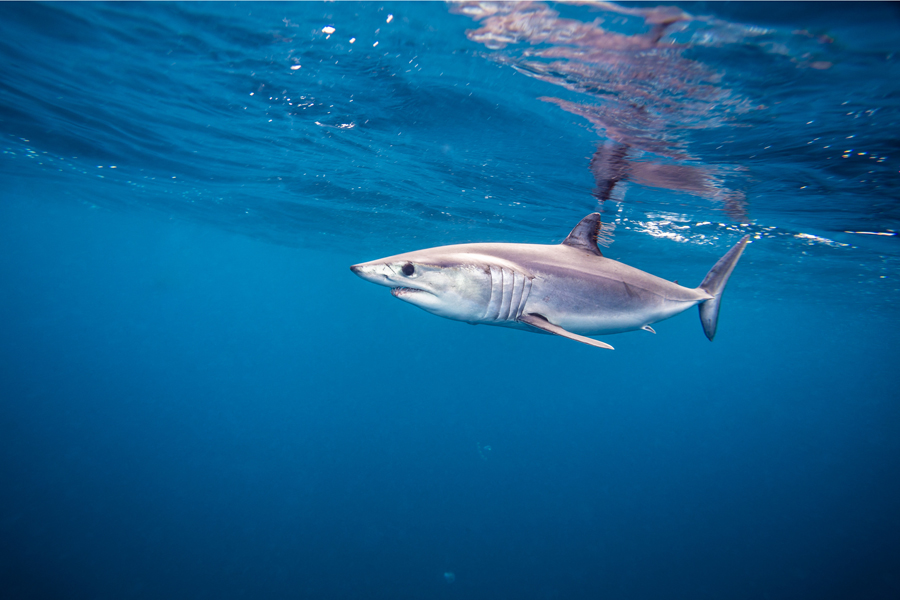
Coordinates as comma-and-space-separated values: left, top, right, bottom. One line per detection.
697, 235, 751, 341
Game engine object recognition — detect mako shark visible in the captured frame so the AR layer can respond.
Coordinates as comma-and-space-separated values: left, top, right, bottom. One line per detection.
350, 213, 749, 350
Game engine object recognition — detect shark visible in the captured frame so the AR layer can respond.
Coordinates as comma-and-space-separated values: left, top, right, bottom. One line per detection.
350, 213, 750, 350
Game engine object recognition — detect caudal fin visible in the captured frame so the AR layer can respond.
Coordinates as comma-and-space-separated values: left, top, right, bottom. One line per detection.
697, 235, 751, 341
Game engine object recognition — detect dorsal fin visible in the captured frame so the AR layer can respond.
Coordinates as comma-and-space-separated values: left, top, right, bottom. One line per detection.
561, 213, 603, 256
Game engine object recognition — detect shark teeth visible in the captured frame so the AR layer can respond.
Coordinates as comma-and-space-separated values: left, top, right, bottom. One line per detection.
391, 287, 426, 297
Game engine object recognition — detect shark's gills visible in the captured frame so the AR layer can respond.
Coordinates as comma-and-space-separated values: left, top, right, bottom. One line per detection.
485, 266, 531, 322
697, 235, 751, 341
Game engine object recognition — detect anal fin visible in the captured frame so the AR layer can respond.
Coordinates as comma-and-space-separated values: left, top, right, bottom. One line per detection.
641, 325, 656, 334
518, 313, 614, 350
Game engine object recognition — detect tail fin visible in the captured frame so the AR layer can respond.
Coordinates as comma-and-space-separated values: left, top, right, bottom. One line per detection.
697, 235, 751, 341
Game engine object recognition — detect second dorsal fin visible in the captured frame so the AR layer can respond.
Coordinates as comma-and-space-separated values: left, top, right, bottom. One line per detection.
561, 213, 603, 256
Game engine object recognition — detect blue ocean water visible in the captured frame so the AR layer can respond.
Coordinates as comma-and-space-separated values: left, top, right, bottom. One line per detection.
1, 2, 899, 599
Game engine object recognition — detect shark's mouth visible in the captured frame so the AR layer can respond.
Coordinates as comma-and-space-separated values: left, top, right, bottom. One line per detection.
391, 287, 430, 298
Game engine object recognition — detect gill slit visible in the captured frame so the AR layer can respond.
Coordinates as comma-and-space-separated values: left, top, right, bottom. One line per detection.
485, 266, 496, 320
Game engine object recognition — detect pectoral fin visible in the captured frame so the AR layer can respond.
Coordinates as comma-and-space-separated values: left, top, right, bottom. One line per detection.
518, 313, 614, 350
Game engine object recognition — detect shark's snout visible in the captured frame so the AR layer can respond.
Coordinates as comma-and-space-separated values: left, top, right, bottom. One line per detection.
350, 262, 396, 288
349, 262, 380, 282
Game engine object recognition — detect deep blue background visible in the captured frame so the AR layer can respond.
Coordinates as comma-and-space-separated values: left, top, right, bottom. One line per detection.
1, 3, 899, 599
3, 192, 898, 599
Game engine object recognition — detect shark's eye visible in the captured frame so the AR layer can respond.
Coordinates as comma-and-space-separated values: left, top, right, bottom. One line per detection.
401, 262, 415, 276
